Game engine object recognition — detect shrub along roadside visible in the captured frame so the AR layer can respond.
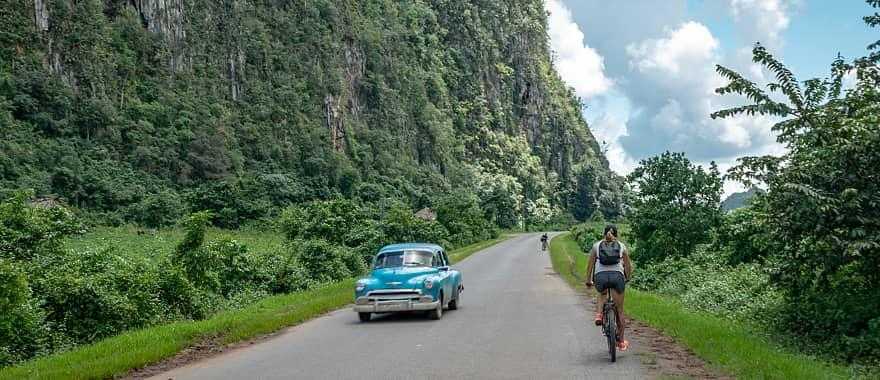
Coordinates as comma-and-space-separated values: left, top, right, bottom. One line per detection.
548, 233, 852, 380
0, 235, 511, 380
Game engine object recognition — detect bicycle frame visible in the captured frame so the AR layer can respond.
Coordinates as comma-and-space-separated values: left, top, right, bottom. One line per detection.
602, 287, 618, 362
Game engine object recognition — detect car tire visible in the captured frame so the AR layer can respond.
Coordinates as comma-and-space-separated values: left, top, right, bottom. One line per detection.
448, 287, 460, 310
358, 312, 371, 322
428, 293, 443, 320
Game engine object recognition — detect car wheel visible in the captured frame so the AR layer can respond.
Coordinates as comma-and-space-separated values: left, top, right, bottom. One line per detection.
428, 293, 443, 320
448, 287, 460, 310
358, 312, 371, 322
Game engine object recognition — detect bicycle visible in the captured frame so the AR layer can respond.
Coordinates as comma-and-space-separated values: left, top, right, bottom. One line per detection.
601, 287, 619, 362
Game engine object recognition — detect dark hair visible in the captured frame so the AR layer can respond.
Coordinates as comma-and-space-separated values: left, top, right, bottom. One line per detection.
603, 224, 618, 238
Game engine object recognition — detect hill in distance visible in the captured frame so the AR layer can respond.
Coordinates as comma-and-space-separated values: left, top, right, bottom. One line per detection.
722, 187, 763, 212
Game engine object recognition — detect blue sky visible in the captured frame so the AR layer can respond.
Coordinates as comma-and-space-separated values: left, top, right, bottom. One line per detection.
545, 0, 877, 195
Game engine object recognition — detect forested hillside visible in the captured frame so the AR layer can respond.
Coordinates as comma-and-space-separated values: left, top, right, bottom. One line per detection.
0, 0, 622, 227
720, 188, 761, 212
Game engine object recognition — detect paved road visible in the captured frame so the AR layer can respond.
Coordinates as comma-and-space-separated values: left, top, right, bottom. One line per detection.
152, 233, 645, 380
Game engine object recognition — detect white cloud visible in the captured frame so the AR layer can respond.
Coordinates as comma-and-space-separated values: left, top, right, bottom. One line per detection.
545, 0, 612, 98
549, 2, 798, 196
626, 21, 720, 76
727, 0, 795, 49
619, 21, 783, 175
591, 112, 638, 174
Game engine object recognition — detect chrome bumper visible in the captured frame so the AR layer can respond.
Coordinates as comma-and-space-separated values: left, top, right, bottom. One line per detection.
352, 299, 440, 313
353, 289, 438, 313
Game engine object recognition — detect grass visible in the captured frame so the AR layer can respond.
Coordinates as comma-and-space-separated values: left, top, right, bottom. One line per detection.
1, 234, 512, 380
448, 234, 511, 263
549, 233, 852, 380
66, 226, 285, 261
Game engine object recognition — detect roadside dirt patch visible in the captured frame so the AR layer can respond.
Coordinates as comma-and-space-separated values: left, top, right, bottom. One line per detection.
125, 337, 226, 379
628, 317, 733, 380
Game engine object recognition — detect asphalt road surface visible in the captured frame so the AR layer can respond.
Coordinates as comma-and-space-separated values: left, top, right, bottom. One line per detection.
152, 233, 645, 380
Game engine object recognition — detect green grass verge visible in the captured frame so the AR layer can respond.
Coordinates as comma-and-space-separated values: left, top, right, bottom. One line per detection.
549, 233, 851, 380
449, 234, 511, 263
1, 236, 512, 380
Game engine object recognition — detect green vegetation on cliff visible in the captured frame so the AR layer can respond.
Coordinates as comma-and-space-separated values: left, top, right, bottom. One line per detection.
0, 0, 622, 227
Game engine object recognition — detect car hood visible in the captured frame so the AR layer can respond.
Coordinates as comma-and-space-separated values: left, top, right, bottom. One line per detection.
370, 267, 438, 286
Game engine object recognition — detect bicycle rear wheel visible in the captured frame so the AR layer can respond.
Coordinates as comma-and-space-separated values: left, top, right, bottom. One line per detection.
605, 306, 617, 362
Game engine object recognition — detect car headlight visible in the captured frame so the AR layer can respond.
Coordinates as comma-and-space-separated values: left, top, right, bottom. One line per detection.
355, 280, 368, 292
424, 278, 434, 289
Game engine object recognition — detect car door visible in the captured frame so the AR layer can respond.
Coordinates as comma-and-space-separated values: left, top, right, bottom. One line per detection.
441, 250, 458, 292
433, 250, 452, 300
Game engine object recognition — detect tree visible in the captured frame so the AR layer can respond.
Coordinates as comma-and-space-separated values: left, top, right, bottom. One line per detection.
627, 152, 722, 263
711, 1, 880, 360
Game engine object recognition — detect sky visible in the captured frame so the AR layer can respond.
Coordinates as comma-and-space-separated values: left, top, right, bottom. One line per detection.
545, 0, 877, 196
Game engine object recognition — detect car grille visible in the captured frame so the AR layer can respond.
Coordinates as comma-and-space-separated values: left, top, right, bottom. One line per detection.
366, 289, 421, 301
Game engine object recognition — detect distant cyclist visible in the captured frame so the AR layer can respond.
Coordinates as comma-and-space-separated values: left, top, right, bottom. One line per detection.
584, 224, 633, 351
540, 233, 549, 252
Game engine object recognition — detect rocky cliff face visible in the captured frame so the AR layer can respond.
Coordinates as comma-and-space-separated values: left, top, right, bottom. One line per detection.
2, 0, 623, 223
130, 0, 186, 71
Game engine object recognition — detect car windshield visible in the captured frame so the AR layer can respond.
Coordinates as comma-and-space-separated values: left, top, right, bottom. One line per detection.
374, 250, 433, 268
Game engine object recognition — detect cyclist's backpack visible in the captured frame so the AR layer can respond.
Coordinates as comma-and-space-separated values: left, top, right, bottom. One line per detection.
597, 240, 622, 265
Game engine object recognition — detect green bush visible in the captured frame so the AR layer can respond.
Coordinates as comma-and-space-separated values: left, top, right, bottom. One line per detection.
32, 248, 165, 343
278, 199, 367, 245
293, 239, 352, 283
157, 264, 212, 320
570, 222, 604, 251
631, 246, 782, 322
266, 251, 313, 294
201, 239, 269, 296
339, 248, 367, 277
341, 219, 386, 265
380, 204, 449, 246
185, 181, 269, 229
0, 261, 52, 367
434, 192, 493, 246
172, 212, 268, 296
0, 191, 83, 261
125, 189, 184, 228
589, 209, 605, 223
712, 206, 771, 265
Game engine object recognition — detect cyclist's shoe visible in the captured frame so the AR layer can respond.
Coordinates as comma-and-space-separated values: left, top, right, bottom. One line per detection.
617, 340, 629, 351
594, 313, 603, 326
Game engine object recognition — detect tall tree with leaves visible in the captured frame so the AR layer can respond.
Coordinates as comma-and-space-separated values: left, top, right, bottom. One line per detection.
627, 152, 722, 264
711, 0, 880, 361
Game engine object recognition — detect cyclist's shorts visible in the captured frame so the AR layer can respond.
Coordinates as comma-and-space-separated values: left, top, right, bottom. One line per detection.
595, 271, 625, 293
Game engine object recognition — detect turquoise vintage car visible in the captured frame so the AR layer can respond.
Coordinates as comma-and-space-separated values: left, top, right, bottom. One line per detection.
353, 243, 463, 322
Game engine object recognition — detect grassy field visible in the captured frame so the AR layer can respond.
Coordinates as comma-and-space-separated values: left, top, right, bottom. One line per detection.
549, 233, 852, 380
0, 232, 511, 380
65, 226, 286, 260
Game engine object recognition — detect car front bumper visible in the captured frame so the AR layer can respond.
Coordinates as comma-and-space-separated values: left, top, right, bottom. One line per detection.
353, 296, 439, 313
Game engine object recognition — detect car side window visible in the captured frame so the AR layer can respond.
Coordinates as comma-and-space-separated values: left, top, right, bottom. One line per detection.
440, 251, 449, 266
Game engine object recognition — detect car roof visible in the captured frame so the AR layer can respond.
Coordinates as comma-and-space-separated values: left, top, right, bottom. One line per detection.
377, 243, 444, 254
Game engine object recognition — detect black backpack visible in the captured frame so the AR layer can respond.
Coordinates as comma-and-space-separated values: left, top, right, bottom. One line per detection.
597, 240, 622, 265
